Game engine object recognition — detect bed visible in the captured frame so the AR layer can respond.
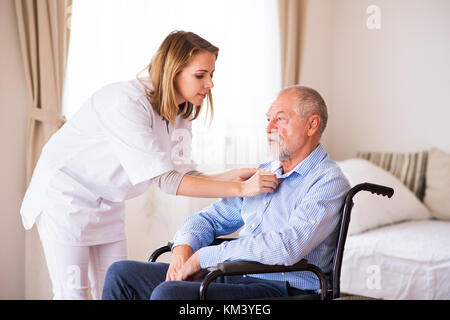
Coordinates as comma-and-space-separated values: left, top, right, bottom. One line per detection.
341, 219, 450, 299
336, 148, 450, 300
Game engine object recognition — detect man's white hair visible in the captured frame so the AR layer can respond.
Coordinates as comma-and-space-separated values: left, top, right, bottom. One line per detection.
279, 85, 328, 135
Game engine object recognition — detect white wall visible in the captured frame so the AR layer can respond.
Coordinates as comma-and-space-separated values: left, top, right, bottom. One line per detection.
300, 0, 450, 160
295, 0, 333, 150
329, 0, 450, 159
0, 0, 28, 300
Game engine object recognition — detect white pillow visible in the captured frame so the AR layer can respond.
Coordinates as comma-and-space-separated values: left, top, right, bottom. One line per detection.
337, 158, 431, 235
424, 148, 450, 220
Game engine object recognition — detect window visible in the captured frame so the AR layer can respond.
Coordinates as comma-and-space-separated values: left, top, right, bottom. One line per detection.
63, 0, 281, 170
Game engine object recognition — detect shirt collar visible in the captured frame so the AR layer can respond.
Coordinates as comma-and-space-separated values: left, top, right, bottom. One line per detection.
271, 144, 328, 179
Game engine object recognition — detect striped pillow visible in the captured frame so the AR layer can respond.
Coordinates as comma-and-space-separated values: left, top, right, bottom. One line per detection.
356, 151, 428, 201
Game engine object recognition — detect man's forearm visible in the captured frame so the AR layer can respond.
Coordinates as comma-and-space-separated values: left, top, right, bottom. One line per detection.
172, 197, 244, 254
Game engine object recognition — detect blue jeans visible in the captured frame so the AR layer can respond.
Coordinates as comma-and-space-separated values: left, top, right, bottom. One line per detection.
102, 261, 311, 300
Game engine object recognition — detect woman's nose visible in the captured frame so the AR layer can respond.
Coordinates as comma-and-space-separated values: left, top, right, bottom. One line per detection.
206, 78, 214, 89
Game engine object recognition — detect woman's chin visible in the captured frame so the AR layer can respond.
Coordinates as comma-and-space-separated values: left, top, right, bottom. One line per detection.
189, 99, 203, 106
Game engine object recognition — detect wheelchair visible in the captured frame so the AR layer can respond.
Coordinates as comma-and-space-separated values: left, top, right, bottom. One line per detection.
149, 183, 394, 300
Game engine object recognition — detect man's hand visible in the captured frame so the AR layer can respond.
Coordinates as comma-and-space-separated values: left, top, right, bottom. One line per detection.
166, 245, 193, 281
175, 251, 207, 282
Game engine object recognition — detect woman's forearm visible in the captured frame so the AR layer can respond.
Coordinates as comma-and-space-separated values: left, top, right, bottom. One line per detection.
176, 174, 243, 198
196, 169, 239, 181
176, 170, 280, 198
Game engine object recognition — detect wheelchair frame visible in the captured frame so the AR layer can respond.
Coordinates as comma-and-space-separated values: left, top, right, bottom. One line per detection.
149, 182, 394, 300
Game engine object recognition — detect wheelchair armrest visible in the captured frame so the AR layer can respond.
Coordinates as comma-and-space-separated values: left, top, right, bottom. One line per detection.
217, 259, 309, 275
200, 259, 328, 300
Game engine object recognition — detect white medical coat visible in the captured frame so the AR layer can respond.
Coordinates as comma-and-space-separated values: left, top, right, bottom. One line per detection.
20, 78, 196, 245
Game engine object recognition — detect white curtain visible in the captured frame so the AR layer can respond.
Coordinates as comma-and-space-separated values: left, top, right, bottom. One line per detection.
64, 0, 281, 171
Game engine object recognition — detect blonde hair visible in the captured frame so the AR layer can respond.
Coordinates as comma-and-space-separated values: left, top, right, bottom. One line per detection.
137, 31, 219, 125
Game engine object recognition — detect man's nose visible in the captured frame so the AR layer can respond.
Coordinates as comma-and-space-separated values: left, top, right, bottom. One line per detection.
266, 119, 277, 133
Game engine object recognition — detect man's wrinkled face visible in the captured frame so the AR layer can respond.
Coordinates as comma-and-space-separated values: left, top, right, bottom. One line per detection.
266, 91, 308, 161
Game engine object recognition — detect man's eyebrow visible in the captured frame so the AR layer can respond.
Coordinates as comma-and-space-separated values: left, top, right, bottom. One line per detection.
266, 111, 287, 117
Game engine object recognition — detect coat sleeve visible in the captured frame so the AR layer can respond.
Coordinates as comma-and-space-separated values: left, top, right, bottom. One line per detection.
149, 170, 201, 195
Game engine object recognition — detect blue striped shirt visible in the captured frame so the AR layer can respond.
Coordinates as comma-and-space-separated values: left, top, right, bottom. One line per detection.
172, 144, 351, 291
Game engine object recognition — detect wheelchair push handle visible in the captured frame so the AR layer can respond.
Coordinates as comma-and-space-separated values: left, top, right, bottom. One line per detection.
350, 182, 394, 198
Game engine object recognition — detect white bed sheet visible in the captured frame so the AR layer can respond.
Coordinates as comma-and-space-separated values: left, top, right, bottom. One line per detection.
340, 219, 450, 300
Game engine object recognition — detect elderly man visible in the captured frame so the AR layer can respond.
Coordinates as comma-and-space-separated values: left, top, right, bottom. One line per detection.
102, 85, 351, 300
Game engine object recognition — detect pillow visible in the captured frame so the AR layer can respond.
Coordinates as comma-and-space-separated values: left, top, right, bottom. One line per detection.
424, 148, 450, 220
356, 150, 428, 201
337, 158, 431, 235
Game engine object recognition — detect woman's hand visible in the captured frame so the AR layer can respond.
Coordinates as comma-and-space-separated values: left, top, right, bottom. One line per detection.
199, 168, 258, 182
240, 169, 280, 197
232, 168, 258, 182
166, 245, 193, 281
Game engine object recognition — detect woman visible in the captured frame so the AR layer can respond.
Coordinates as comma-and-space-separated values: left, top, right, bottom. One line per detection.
20, 31, 279, 300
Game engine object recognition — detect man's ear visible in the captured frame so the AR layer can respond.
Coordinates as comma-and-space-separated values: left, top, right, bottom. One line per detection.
307, 115, 321, 136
